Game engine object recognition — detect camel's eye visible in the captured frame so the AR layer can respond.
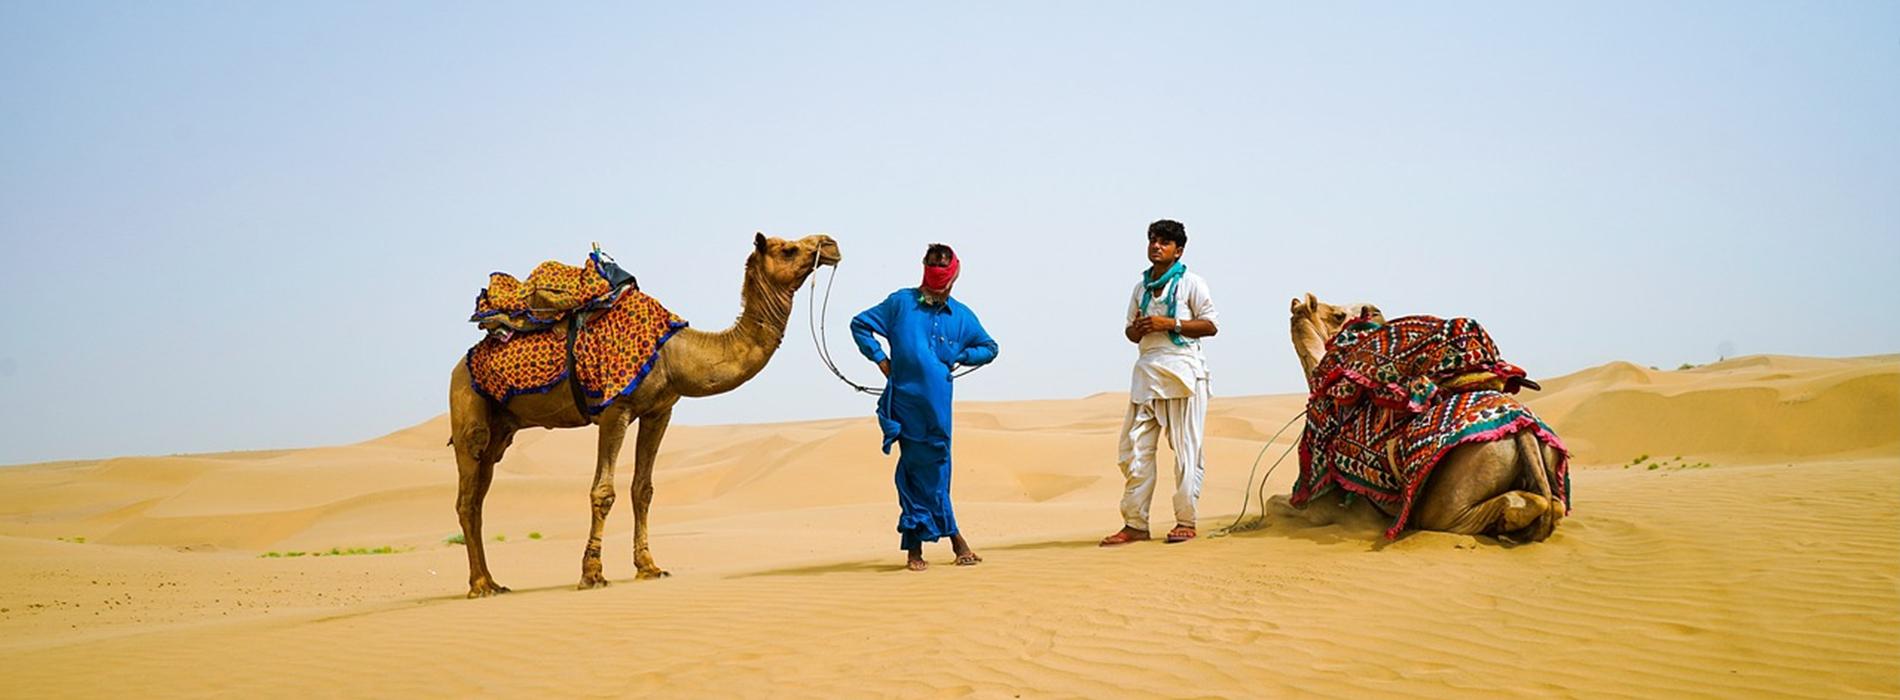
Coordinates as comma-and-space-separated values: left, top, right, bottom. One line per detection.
1332, 312, 1346, 321
780, 248, 797, 258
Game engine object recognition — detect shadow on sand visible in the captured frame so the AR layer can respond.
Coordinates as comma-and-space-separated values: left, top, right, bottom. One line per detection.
731, 536, 1103, 579
724, 493, 1510, 582
986, 537, 1103, 553
729, 559, 907, 579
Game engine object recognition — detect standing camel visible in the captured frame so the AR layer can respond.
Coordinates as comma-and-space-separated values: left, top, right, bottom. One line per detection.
448, 233, 841, 597
1289, 292, 1566, 541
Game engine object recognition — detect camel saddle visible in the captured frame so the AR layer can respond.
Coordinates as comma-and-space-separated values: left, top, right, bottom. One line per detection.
465, 285, 687, 416
1293, 315, 1570, 539
470, 250, 638, 334
465, 249, 686, 418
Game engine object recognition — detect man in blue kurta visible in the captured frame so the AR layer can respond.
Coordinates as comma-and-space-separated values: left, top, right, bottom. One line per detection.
851, 244, 999, 571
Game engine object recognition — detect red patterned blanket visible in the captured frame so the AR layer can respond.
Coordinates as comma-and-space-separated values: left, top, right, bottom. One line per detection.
1293, 315, 1569, 538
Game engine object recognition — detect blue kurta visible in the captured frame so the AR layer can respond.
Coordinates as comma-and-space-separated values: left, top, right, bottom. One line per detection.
851, 289, 1000, 452
851, 288, 999, 548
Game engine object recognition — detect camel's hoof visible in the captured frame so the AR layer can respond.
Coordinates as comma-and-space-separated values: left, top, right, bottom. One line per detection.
466, 583, 511, 599
635, 569, 670, 580
1533, 505, 1563, 542
578, 576, 611, 590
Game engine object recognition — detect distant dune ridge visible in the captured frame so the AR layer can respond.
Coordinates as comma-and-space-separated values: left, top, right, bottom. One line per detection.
1, 354, 1896, 697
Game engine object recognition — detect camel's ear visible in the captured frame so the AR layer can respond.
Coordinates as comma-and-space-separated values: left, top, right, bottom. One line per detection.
753, 232, 767, 253
1304, 292, 1319, 311
1289, 296, 1304, 314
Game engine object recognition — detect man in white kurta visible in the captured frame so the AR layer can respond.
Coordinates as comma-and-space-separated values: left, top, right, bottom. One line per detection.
1102, 219, 1220, 546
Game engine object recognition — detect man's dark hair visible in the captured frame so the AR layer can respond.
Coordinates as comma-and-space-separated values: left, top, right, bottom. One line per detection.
924, 243, 955, 265
1147, 219, 1187, 247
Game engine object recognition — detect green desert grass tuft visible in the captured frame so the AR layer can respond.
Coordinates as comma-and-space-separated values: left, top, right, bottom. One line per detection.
1627, 453, 1714, 472
260, 545, 407, 558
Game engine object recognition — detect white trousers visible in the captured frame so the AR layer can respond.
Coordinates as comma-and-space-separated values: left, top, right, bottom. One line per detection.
1117, 379, 1209, 530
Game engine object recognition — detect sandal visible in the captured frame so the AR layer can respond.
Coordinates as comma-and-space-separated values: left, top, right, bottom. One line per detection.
955, 552, 982, 566
1165, 525, 1197, 543
1099, 528, 1151, 547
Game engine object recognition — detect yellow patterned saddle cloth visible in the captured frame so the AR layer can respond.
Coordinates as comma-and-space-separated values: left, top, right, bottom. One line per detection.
471, 251, 637, 333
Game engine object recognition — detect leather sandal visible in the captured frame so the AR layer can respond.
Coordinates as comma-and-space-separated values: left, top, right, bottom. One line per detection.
1099, 528, 1151, 547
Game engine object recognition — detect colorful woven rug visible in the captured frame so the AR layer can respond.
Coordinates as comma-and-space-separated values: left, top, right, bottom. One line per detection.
471, 252, 631, 333
1293, 315, 1569, 539
466, 288, 687, 413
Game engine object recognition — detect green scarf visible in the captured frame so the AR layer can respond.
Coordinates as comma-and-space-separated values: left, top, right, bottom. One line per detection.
1139, 261, 1190, 347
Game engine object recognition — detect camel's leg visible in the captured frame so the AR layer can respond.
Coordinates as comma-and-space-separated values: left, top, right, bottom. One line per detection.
579, 410, 632, 589
452, 363, 513, 598
1509, 432, 1564, 542
1443, 490, 1551, 536
630, 406, 674, 579
1410, 441, 1553, 540
455, 421, 514, 597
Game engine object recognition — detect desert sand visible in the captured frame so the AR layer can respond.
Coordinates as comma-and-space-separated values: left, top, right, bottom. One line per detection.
1, 354, 1895, 698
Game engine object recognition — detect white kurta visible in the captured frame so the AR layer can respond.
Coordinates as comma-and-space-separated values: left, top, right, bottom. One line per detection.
1119, 272, 1218, 530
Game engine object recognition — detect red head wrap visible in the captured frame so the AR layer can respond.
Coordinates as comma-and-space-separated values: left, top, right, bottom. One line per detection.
921, 246, 959, 295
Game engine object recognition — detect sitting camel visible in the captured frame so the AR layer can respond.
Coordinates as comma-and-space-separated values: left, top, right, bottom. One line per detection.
448, 233, 842, 597
1288, 292, 1565, 542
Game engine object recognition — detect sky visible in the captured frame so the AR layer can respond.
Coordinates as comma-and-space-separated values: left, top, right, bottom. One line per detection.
2, 2, 1896, 465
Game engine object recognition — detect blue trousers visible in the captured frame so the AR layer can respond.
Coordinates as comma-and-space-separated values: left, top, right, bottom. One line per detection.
894, 439, 958, 550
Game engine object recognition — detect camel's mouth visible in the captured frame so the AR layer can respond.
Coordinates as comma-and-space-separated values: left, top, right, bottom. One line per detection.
816, 243, 842, 267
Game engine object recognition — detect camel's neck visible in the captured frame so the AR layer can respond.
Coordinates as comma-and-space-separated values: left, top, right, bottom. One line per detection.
663, 262, 798, 397
1290, 315, 1329, 390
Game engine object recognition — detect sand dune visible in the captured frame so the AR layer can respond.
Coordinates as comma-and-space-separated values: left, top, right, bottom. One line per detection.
0, 355, 1895, 697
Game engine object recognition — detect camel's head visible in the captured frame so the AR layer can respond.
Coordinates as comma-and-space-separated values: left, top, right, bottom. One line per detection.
1290, 292, 1384, 341
751, 232, 842, 289
1289, 292, 1385, 383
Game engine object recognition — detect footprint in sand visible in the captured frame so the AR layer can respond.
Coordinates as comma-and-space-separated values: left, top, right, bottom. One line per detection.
1025, 628, 1055, 657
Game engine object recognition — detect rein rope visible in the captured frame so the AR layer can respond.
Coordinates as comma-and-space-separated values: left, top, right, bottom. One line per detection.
1212, 409, 1308, 536
807, 257, 981, 397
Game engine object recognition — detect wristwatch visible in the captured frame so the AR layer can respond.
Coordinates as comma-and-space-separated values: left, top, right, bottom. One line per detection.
1172, 318, 1181, 333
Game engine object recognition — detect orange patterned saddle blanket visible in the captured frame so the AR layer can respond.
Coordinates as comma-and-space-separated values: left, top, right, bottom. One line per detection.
466, 284, 686, 414
471, 251, 637, 333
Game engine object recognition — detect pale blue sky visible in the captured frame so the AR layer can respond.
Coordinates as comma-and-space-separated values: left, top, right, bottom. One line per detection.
3, 2, 1896, 465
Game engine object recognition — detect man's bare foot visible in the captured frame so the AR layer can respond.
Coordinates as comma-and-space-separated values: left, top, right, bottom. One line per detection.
1099, 526, 1151, 546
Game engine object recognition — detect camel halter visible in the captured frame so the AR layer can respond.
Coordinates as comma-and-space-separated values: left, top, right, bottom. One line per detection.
806, 254, 982, 397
